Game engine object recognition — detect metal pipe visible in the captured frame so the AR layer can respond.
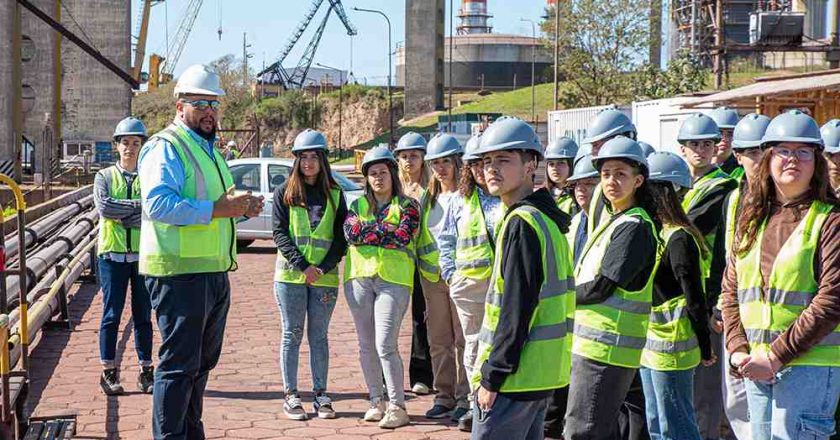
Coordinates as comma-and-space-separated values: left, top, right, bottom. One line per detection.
3, 195, 92, 263
5, 209, 97, 309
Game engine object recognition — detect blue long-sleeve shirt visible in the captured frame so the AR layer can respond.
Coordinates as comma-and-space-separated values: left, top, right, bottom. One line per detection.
138, 119, 216, 226
438, 187, 502, 283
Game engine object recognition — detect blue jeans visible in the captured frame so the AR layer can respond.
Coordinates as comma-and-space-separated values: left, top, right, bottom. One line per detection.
745, 365, 840, 440
273, 282, 338, 394
98, 257, 152, 367
147, 273, 230, 440
640, 367, 702, 440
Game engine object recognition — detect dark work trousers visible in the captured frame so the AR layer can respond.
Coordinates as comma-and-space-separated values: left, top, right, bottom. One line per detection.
694, 330, 724, 440
98, 257, 153, 366
147, 272, 231, 440
544, 386, 569, 439
565, 354, 637, 440
409, 269, 434, 388
617, 373, 650, 440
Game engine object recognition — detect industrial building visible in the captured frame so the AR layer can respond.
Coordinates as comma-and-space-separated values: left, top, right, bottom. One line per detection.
398, 0, 553, 94
0, 0, 131, 179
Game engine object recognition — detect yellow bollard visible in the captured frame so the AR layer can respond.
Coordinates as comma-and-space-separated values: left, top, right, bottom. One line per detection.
0, 175, 28, 374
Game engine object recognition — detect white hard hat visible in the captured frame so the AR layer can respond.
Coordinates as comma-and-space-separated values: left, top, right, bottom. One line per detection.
174, 64, 226, 97
226, 140, 237, 147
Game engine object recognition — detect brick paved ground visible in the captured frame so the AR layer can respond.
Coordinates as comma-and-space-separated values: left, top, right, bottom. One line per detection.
25, 243, 470, 440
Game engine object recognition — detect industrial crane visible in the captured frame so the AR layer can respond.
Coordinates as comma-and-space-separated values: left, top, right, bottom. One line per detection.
147, 0, 207, 91
258, 0, 357, 90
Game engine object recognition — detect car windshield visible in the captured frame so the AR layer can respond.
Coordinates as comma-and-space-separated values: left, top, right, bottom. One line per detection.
332, 171, 361, 192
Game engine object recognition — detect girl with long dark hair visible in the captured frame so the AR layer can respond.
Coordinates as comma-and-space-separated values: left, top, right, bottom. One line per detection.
565, 136, 660, 440
544, 137, 579, 215
272, 129, 347, 420
344, 145, 421, 429
640, 152, 716, 440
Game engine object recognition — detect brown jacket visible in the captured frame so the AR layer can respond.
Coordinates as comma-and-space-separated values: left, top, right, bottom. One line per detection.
721, 195, 840, 365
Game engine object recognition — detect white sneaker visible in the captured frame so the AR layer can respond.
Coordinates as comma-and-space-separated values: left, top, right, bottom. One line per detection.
363, 398, 386, 422
283, 393, 309, 421
411, 382, 431, 395
378, 404, 410, 429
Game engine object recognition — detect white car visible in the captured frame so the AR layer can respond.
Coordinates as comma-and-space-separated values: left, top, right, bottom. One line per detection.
227, 158, 363, 247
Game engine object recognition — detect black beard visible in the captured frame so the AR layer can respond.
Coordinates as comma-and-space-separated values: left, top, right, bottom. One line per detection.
195, 126, 216, 141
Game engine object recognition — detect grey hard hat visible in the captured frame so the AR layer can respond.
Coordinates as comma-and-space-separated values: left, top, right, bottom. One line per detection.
463, 134, 482, 161
583, 109, 636, 144
292, 129, 328, 153
821, 119, 840, 154
638, 141, 656, 157
425, 132, 464, 161
478, 116, 543, 159
761, 110, 823, 149
732, 113, 772, 150
678, 113, 722, 143
394, 131, 427, 153
545, 137, 579, 160
592, 136, 649, 176
710, 106, 741, 130
361, 144, 397, 175
647, 151, 693, 189
567, 153, 599, 182
113, 117, 147, 141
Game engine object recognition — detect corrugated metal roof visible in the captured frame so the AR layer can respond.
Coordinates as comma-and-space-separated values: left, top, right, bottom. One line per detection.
683, 69, 840, 107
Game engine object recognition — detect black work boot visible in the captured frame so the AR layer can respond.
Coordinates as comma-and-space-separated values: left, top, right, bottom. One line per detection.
138, 366, 154, 394
100, 368, 124, 395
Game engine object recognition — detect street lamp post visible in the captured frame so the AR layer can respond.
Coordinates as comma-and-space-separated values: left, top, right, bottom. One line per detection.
316, 63, 344, 158
352, 7, 394, 146
521, 18, 537, 124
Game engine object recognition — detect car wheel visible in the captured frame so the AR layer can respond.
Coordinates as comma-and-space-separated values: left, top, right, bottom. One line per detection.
237, 239, 255, 250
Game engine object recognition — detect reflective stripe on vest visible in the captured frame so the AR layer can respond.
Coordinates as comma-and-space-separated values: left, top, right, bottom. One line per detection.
557, 195, 575, 215
735, 201, 839, 367
640, 225, 702, 371
573, 207, 661, 368
98, 166, 141, 255
416, 192, 441, 282
139, 124, 237, 276
471, 205, 575, 392
344, 196, 416, 289
454, 189, 494, 281
587, 183, 611, 234
274, 188, 342, 287
565, 211, 582, 261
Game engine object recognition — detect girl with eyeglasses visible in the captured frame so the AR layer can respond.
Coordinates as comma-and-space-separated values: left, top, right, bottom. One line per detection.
721, 110, 840, 440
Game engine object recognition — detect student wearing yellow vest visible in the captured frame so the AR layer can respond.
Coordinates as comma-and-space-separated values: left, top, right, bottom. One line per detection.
344, 146, 421, 429
564, 137, 660, 440
564, 151, 599, 267
581, 109, 638, 234
721, 110, 840, 440
437, 134, 502, 432
271, 129, 347, 421
95, 117, 154, 396
711, 112, 771, 440
470, 117, 574, 440
138, 65, 263, 440
640, 151, 717, 440
394, 132, 435, 396
676, 113, 737, 440
417, 133, 470, 421
821, 119, 840, 197
709, 106, 743, 179
544, 137, 579, 215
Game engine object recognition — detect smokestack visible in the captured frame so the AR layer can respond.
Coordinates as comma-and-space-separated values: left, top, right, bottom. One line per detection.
457, 0, 492, 35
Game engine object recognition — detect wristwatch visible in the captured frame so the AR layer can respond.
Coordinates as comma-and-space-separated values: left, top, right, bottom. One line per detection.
314, 267, 324, 276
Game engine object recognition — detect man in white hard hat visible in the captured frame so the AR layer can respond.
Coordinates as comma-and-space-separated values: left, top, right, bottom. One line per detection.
138, 64, 263, 439
224, 140, 240, 161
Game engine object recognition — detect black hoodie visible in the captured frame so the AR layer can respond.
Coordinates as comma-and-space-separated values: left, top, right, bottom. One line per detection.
479, 188, 572, 400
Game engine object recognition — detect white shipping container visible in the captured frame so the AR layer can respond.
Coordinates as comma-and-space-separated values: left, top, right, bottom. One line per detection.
547, 105, 630, 147
632, 97, 714, 155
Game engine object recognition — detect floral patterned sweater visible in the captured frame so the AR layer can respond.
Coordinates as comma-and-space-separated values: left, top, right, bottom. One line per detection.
343, 196, 420, 249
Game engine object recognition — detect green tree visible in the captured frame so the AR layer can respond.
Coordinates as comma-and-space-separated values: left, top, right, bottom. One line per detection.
634, 52, 708, 100
542, 0, 650, 107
